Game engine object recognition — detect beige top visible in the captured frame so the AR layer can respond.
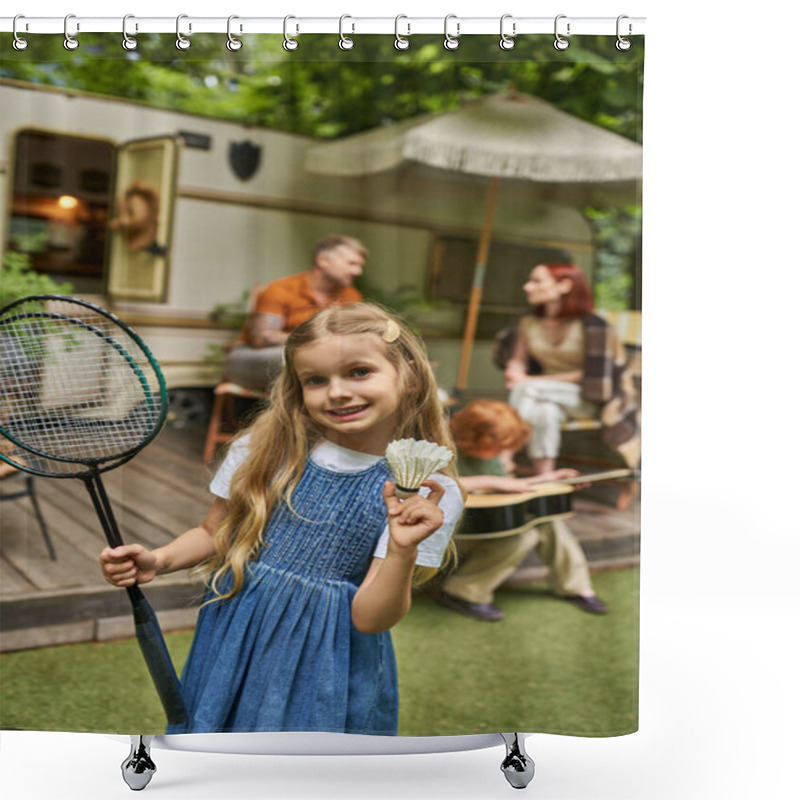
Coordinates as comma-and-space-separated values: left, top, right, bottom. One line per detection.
520, 317, 584, 374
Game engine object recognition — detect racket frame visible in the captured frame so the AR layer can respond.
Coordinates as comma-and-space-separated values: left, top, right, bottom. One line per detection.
0, 294, 168, 473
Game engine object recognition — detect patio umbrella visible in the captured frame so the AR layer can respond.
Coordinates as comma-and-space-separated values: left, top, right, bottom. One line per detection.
306, 90, 643, 391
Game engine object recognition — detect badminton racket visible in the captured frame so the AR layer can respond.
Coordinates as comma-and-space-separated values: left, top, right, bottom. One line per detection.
0, 295, 187, 725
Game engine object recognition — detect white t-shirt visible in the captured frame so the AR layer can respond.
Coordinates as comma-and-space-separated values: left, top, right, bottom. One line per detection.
209, 436, 463, 568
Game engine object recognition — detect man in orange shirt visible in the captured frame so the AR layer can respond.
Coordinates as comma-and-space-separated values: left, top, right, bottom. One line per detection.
224, 235, 367, 390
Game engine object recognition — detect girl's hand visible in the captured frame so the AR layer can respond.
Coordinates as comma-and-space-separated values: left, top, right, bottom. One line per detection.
99, 544, 159, 588
382, 480, 445, 552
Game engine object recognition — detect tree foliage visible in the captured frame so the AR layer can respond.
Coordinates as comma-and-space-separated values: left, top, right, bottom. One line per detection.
585, 206, 643, 310
1, 33, 643, 142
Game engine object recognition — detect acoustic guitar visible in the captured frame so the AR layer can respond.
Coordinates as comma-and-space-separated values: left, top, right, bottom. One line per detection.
457, 468, 634, 540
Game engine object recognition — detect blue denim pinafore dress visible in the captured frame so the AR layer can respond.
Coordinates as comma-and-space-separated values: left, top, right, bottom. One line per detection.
168, 458, 398, 735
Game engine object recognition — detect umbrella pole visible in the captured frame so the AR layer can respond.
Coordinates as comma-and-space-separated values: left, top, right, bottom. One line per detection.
455, 176, 500, 394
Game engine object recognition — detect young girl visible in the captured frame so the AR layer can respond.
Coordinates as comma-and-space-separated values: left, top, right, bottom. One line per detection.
99, 303, 464, 736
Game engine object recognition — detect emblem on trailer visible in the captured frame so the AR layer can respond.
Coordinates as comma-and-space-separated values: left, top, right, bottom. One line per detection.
228, 140, 262, 181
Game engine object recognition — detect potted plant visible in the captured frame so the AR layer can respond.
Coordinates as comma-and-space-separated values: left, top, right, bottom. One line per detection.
1, 251, 73, 308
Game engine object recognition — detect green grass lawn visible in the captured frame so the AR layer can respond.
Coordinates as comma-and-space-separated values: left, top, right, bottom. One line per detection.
0, 569, 638, 736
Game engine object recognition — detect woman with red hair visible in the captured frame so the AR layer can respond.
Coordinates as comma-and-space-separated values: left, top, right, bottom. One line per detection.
504, 263, 628, 475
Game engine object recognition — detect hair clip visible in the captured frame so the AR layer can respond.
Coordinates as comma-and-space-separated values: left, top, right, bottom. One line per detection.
382, 320, 401, 343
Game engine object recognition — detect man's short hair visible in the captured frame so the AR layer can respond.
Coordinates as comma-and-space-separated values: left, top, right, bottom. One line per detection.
313, 235, 368, 263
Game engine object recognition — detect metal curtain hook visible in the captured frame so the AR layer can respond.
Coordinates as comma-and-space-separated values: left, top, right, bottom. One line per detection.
122, 15, 138, 51
226, 15, 243, 51
444, 14, 460, 50
394, 15, 410, 51
499, 14, 516, 50
63, 14, 79, 51
554, 14, 570, 50
616, 15, 632, 51
283, 16, 299, 51
12, 15, 28, 51
339, 15, 354, 50
176, 14, 191, 50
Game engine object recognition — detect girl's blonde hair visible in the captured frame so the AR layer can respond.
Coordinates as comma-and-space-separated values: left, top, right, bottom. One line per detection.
204, 302, 460, 600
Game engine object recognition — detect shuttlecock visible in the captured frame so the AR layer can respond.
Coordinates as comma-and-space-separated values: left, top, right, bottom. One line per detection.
385, 438, 454, 499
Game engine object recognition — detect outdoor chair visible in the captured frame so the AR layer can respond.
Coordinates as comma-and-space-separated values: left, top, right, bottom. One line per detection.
0, 461, 57, 560
202, 382, 262, 463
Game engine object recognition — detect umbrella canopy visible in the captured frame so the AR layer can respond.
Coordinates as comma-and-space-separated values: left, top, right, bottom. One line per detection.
306, 91, 642, 391
306, 90, 642, 183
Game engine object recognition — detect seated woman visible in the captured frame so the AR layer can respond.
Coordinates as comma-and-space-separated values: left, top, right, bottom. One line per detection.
438, 400, 607, 622
503, 263, 635, 476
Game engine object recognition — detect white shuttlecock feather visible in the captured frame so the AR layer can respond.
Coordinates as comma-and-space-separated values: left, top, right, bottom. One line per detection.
385, 438, 454, 499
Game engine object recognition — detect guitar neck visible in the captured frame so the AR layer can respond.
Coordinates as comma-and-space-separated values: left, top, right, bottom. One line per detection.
541, 468, 634, 486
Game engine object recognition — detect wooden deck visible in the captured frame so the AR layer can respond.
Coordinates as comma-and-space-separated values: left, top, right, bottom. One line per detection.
0, 425, 639, 652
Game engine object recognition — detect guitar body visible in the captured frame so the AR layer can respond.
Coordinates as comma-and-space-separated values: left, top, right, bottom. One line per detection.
456, 470, 634, 540
458, 484, 575, 540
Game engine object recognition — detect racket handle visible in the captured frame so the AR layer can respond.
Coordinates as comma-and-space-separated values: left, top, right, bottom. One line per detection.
83, 475, 125, 549
84, 473, 187, 725
127, 585, 189, 726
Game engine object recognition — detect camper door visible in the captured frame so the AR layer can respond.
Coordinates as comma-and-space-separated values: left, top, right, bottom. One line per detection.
107, 136, 180, 303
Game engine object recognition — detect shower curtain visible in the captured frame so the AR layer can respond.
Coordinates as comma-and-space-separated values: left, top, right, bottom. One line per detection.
0, 22, 643, 742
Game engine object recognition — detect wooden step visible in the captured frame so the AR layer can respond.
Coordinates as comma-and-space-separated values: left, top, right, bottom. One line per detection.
0, 577, 205, 652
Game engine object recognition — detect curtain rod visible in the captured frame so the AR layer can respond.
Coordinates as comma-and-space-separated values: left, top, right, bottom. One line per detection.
1, 16, 646, 37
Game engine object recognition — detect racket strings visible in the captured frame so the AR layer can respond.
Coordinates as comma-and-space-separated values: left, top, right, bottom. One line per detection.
0, 298, 164, 470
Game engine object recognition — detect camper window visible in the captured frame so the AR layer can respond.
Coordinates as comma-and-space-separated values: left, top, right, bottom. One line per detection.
6, 129, 115, 294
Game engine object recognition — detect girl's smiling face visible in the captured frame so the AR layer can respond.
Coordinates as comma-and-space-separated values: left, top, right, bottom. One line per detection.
294, 334, 403, 454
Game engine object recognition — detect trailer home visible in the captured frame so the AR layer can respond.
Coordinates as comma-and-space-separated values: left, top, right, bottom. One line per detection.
1, 79, 602, 414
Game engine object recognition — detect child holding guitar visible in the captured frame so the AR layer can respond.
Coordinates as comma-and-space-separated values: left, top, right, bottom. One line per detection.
438, 400, 608, 622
